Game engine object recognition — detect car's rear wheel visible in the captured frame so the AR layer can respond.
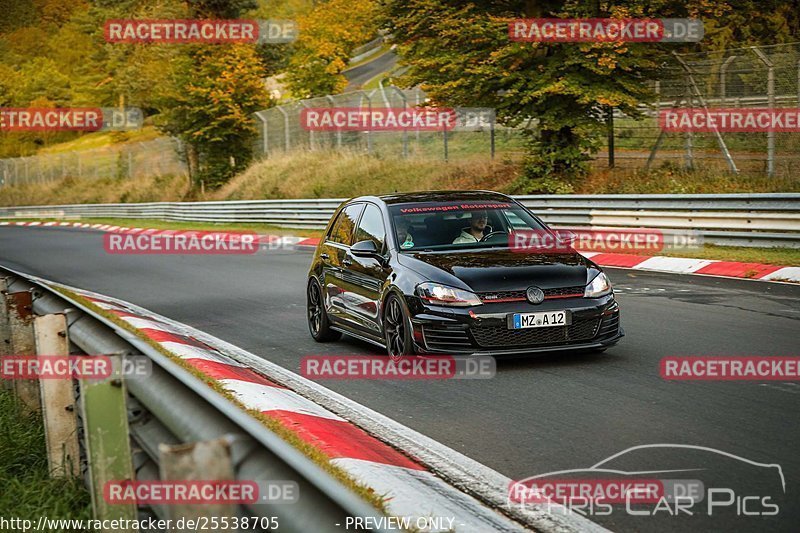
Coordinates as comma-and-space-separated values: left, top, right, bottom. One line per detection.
383, 294, 414, 360
307, 278, 341, 342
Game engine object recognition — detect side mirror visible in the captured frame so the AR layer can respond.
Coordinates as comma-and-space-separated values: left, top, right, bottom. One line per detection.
555, 230, 576, 245
350, 239, 380, 258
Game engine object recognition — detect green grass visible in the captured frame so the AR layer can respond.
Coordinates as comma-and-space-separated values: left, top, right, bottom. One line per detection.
0, 389, 92, 529
38, 127, 162, 154
657, 244, 800, 267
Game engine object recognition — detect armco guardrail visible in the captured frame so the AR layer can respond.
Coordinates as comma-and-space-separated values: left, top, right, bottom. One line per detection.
0, 266, 393, 533
1, 193, 799, 247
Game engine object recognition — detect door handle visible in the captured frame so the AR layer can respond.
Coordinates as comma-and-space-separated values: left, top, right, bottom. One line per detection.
320, 253, 330, 260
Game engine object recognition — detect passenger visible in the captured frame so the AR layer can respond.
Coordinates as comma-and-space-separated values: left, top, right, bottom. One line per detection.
452, 210, 489, 244
395, 218, 415, 249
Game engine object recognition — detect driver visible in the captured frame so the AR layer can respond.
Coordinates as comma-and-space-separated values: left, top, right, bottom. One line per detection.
452, 210, 489, 244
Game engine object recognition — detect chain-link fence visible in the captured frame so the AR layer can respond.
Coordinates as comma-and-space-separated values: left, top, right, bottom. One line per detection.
254, 43, 800, 177
252, 86, 527, 162
601, 43, 800, 176
1, 44, 797, 188
0, 137, 187, 188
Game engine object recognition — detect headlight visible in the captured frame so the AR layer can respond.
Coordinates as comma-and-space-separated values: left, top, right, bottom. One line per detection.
416, 282, 482, 307
585, 272, 612, 298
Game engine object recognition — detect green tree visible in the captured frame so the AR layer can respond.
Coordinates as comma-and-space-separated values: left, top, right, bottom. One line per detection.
154, 44, 271, 188
285, 0, 380, 97
382, 0, 796, 192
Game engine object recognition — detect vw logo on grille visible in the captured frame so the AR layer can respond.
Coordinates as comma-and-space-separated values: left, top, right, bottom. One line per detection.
526, 286, 545, 304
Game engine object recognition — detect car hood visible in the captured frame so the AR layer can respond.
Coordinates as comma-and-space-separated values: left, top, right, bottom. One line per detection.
397, 249, 594, 292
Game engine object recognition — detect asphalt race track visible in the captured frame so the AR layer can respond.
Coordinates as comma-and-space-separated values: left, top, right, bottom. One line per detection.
2, 225, 798, 532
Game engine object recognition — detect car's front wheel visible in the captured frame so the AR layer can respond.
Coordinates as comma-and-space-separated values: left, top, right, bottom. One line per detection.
383, 294, 414, 360
307, 278, 341, 342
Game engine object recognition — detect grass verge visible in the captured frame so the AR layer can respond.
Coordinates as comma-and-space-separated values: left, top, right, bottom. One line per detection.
0, 388, 92, 527
653, 244, 800, 267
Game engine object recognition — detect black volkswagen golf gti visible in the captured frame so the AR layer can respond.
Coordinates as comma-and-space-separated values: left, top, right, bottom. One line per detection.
306, 191, 623, 358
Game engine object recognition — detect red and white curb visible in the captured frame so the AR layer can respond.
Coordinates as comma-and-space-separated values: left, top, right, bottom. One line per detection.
28, 277, 603, 533
4, 219, 797, 283
578, 251, 800, 283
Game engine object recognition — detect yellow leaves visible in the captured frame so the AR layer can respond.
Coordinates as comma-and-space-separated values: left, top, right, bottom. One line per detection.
597, 55, 617, 70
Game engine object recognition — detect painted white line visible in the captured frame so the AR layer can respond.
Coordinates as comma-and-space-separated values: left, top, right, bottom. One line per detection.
632, 256, 715, 273
760, 266, 800, 282
160, 341, 247, 366
118, 316, 184, 333
221, 379, 345, 421
331, 458, 531, 532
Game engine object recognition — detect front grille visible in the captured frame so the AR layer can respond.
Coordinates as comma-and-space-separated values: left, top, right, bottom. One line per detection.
545, 286, 586, 298
422, 324, 473, 352
479, 286, 584, 303
470, 318, 600, 348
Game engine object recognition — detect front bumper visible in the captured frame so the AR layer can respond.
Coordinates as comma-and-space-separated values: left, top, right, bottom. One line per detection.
408, 294, 623, 356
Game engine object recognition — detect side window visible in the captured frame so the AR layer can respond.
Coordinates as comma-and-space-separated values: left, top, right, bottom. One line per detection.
328, 203, 364, 245
355, 204, 386, 252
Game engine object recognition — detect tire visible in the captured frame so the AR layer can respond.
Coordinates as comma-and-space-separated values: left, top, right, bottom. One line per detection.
383, 294, 415, 360
307, 278, 341, 342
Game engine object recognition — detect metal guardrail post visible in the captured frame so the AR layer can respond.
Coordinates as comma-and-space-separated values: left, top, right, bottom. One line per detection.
7, 290, 41, 413
607, 106, 615, 168
0, 278, 11, 390
326, 95, 342, 149
277, 106, 291, 152
364, 91, 374, 155
255, 111, 269, 157
79, 354, 138, 531
34, 313, 80, 479
752, 47, 775, 177
300, 101, 315, 150
159, 438, 237, 525
720, 55, 737, 102
391, 86, 409, 158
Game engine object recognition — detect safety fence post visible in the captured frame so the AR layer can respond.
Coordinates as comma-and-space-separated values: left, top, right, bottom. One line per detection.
34, 313, 80, 478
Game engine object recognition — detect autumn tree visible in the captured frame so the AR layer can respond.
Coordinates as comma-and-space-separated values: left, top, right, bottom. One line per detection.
155, 44, 271, 187
382, 0, 795, 192
285, 0, 381, 97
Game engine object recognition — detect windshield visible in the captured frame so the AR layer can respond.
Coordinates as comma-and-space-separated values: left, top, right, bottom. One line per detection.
388, 200, 548, 251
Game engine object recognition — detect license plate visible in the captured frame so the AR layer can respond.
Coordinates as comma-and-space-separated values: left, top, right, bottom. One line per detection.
511, 311, 567, 329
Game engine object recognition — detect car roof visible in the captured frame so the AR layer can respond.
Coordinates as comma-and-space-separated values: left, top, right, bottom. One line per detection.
373, 190, 514, 206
